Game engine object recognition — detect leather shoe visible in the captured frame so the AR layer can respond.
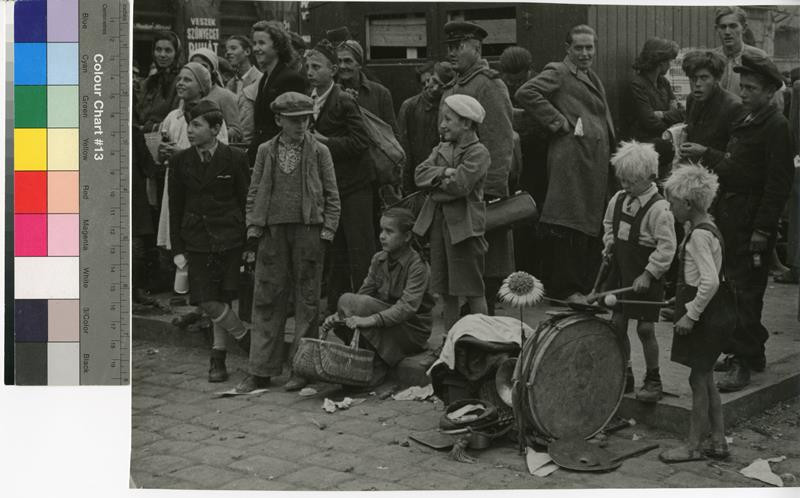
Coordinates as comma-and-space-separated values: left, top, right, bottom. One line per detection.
283, 374, 308, 392
717, 359, 750, 392
714, 354, 735, 372
235, 375, 271, 393
208, 349, 228, 383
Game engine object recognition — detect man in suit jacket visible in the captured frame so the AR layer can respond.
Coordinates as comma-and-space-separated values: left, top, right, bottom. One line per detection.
247, 22, 306, 164
306, 40, 374, 314
515, 24, 616, 302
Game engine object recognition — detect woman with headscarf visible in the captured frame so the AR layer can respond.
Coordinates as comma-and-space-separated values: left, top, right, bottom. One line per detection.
156, 62, 229, 250
189, 48, 243, 143
136, 31, 182, 131
627, 37, 683, 178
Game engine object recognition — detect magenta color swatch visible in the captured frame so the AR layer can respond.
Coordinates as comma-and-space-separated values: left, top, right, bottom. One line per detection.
47, 214, 79, 256
48, 0, 79, 42
15, 214, 48, 256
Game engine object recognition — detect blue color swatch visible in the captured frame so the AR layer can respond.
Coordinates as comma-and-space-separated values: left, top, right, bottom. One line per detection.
14, 0, 46, 43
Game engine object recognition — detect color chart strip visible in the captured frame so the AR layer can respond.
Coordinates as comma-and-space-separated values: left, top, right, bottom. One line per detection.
13, 0, 81, 385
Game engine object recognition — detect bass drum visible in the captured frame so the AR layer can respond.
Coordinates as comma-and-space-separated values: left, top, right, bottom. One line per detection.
515, 313, 625, 440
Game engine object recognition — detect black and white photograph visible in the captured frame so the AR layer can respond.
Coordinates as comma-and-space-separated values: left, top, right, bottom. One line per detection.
129, 0, 800, 491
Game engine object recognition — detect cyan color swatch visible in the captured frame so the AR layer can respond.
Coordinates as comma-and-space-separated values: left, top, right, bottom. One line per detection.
47, 43, 79, 85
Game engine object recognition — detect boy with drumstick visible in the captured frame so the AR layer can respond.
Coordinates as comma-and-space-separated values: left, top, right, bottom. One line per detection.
598, 141, 677, 402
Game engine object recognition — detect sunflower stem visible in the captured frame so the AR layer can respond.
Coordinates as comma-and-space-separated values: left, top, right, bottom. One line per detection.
519, 308, 524, 344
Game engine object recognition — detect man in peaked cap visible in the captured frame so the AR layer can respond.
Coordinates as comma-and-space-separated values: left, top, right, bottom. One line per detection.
440, 19, 515, 315
699, 51, 794, 392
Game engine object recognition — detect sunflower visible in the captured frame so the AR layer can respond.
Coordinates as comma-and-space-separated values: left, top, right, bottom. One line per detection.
498, 271, 545, 309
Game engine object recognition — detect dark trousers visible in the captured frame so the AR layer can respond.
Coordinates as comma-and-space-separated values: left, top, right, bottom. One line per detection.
250, 224, 324, 377
540, 223, 602, 299
713, 193, 773, 365
326, 185, 376, 313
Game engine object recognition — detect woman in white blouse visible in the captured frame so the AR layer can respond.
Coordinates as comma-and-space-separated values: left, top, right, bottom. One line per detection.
660, 164, 728, 463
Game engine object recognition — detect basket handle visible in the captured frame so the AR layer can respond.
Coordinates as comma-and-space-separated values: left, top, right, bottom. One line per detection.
349, 327, 361, 350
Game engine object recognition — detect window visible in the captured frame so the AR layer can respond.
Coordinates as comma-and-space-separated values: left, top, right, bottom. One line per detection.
366, 13, 427, 60
447, 7, 516, 57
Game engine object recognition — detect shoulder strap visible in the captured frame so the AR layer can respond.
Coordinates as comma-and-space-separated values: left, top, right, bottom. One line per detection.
611, 192, 626, 238
687, 222, 727, 281
628, 192, 663, 243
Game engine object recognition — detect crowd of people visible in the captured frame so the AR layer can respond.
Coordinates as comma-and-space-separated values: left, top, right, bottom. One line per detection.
132, 6, 799, 462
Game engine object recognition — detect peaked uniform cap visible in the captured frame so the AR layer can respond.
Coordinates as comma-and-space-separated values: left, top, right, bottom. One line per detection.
443, 21, 488, 43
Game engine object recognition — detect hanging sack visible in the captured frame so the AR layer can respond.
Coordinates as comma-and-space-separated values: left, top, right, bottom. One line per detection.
359, 106, 406, 186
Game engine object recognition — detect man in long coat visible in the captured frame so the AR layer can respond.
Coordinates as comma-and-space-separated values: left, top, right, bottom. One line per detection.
440, 21, 515, 313
515, 24, 615, 302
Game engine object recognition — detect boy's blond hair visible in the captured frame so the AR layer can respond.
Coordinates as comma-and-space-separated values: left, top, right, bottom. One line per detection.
610, 140, 658, 183
664, 162, 719, 211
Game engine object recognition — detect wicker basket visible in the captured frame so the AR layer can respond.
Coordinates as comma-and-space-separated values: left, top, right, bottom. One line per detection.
292, 327, 374, 386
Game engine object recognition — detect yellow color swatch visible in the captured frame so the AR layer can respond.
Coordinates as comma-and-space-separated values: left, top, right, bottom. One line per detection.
47, 128, 79, 170
14, 128, 47, 170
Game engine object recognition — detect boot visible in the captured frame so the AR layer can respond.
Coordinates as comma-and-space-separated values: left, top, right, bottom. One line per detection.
717, 358, 750, 392
236, 329, 251, 355
624, 365, 635, 394
714, 354, 735, 372
283, 371, 309, 392
636, 369, 663, 403
208, 349, 229, 383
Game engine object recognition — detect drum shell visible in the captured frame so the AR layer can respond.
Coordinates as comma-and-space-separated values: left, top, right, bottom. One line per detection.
516, 314, 625, 440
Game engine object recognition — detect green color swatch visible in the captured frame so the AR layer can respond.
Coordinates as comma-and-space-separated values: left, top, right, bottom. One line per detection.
47, 85, 79, 128
14, 85, 47, 128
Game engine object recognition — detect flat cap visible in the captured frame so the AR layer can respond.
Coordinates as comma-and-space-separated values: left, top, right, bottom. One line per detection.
184, 99, 221, 122
270, 91, 314, 116
444, 94, 485, 124
733, 52, 783, 88
443, 21, 488, 43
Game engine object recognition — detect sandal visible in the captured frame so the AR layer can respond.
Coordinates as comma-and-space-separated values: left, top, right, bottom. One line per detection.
702, 439, 730, 460
659, 446, 705, 463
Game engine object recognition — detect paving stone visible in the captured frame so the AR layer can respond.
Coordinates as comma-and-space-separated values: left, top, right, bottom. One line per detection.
396, 470, 467, 490
321, 433, 375, 452
131, 428, 162, 447
190, 412, 252, 431
326, 418, 392, 438
228, 403, 289, 421
335, 479, 412, 491
228, 455, 300, 478
664, 470, 747, 488
132, 395, 168, 411
246, 439, 322, 461
219, 477, 298, 491
131, 454, 193, 476
235, 420, 295, 437
201, 430, 269, 449
138, 439, 202, 458
159, 389, 208, 404
131, 414, 181, 432
390, 399, 438, 415
153, 402, 211, 421
391, 412, 440, 431
140, 372, 195, 386
162, 423, 217, 442
202, 397, 258, 414
188, 444, 248, 467
170, 464, 245, 489
281, 465, 357, 490
276, 424, 330, 445
131, 473, 197, 490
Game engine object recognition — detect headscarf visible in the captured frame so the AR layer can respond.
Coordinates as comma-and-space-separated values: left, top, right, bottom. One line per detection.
146, 30, 182, 98
181, 62, 212, 97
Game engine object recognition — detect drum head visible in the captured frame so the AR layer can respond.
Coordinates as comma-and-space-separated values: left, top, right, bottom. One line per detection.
526, 316, 625, 439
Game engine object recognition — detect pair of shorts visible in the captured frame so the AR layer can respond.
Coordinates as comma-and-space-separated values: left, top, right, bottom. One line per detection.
187, 249, 242, 305
429, 208, 487, 296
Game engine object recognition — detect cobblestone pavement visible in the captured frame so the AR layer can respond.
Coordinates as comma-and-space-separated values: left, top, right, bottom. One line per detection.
131, 341, 800, 490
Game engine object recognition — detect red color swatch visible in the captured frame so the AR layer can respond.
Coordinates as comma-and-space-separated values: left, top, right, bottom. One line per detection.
15, 171, 47, 213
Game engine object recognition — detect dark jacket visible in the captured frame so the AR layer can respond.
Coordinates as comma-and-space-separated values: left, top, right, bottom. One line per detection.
169, 143, 250, 253
247, 62, 307, 163
627, 73, 682, 141
705, 104, 794, 234
397, 92, 441, 193
342, 72, 398, 134
685, 86, 745, 162
132, 127, 158, 237
136, 68, 179, 131
313, 84, 372, 197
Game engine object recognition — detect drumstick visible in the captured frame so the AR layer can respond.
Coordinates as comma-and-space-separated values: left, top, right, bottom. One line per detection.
613, 299, 670, 306
594, 286, 634, 299
590, 255, 612, 297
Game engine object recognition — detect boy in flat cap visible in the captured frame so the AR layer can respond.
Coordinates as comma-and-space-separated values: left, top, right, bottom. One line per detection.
699, 53, 794, 392
440, 20, 515, 315
239, 91, 341, 393
305, 40, 376, 322
414, 94, 490, 331
168, 99, 251, 383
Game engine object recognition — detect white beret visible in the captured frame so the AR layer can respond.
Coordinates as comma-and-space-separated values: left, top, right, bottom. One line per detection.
444, 94, 485, 124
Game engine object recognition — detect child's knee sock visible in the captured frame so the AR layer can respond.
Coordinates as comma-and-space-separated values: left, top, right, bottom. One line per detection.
212, 304, 246, 340
211, 322, 227, 351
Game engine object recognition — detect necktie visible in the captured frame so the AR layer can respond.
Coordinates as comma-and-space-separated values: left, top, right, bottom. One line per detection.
201, 150, 212, 163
